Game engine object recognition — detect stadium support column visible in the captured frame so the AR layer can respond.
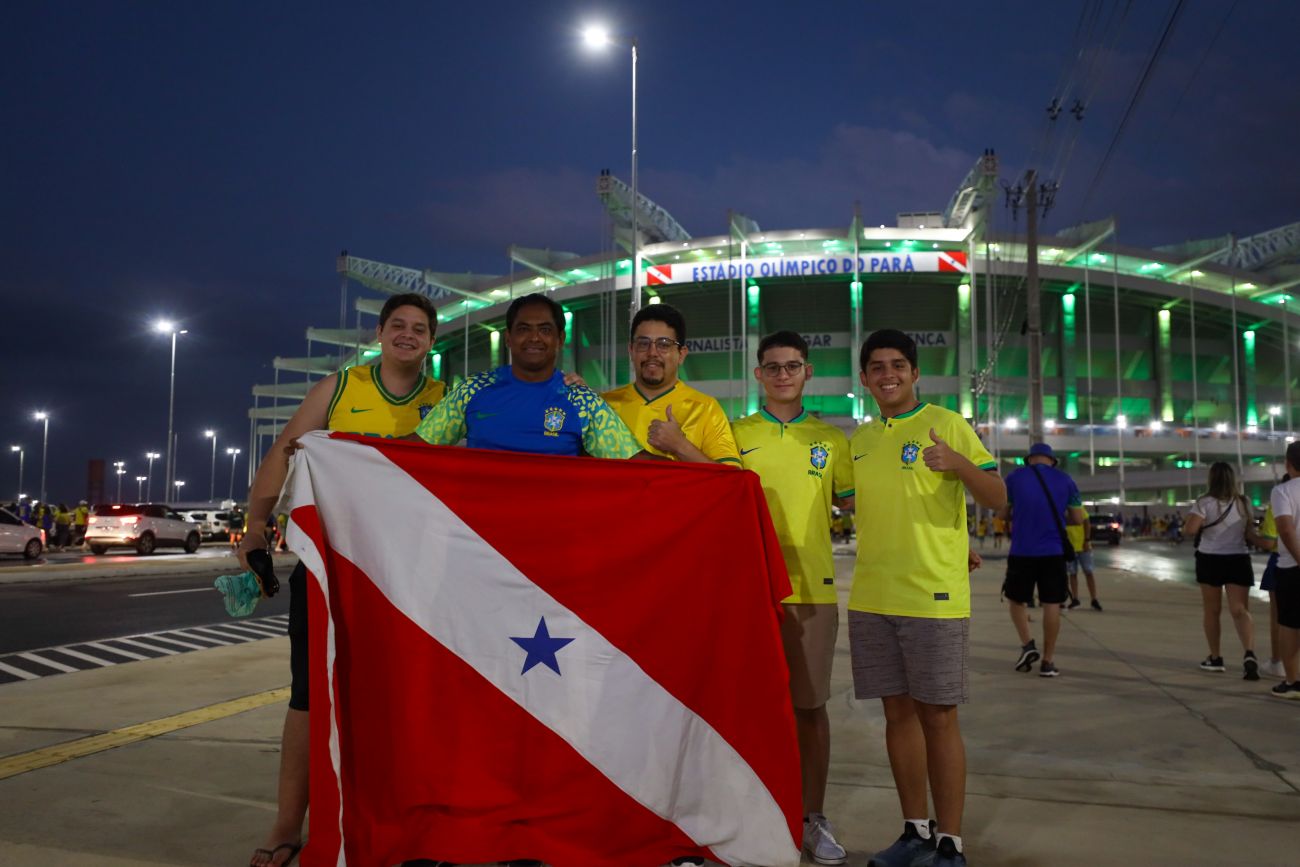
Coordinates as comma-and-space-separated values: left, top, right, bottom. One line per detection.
746, 280, 761, 416
1025, 171, 1044, 446
1157, 309, 1174, 422
957, 278, 973, 418
1243, 329, 1258, 430
1229, 255, 1245, 478
851, 210, 865, 420
1061, 292, 1078, 420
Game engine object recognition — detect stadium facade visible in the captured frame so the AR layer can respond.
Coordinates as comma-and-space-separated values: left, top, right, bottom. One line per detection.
249, 157, 1300, 509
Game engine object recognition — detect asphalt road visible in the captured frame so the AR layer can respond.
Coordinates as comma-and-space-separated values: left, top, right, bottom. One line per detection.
0, 566, 291, 654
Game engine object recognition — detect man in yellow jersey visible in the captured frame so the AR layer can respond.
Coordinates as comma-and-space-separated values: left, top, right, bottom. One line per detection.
602, 304, 740, 465
1065, 505, 1101, 611
850, 329, 1005, 867
239, 292, 445, 867
72, 500, 90, 546
733, 331, 854, 865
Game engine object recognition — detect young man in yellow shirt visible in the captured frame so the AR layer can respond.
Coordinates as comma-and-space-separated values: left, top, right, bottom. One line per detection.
240, 293, 446, 867
733, 331, 854, 865
602, 304, 740, 465
850, 329, 1005, 867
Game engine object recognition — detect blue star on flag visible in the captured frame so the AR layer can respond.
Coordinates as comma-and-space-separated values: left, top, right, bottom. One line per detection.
510, 616, 575, 676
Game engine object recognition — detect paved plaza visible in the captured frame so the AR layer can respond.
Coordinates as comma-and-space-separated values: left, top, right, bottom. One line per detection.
0, 549, 1296, 866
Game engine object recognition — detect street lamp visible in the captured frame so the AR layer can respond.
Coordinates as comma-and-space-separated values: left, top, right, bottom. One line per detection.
33, 412, 49, 504
173, 480, 185, 501
1003, 417, 1019, 431
226, 447, 241, 500
144, 451, 161, 501
154, 320, 188, 496
1149, 420, 1163, 433
581, 22, 640, 321
204, 429, 218, 502
1215, 422, 1229, 434
9, 445, 23, 504
135, 475, 147, 501
113, 461, 126, 503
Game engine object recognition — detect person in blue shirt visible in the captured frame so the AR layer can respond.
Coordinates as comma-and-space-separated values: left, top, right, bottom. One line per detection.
416, 293, 642, 461
998, 442, 1085, 677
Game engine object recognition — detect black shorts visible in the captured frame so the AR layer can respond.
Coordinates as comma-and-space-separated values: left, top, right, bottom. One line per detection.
1004, 555, 1069, 605
287, 561, 309, 711
1194, 552, 1254, 588
1275, 566, 1300, 630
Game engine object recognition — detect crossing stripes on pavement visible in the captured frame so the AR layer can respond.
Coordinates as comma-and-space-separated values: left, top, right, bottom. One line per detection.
0, 614, 289, 685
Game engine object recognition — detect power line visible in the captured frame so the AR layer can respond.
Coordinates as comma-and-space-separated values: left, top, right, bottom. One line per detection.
1077, 0, 1188, 216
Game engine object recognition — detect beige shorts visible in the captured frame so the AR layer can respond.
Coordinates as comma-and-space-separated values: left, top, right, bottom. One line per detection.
780, 603, 839, 709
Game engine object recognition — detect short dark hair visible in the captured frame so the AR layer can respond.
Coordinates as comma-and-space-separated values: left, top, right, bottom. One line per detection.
379, 293, 438, 332
860, 328, 917, 372
506, 293, 565, 332
1287, 441, 1300, 474
630, 303, 686, 343
756, 330, 808, 363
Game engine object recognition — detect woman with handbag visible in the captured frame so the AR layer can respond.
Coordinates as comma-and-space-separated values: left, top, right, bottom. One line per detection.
1183, 461, 1265, 679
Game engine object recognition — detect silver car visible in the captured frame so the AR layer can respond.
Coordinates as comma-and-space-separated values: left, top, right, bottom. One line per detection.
86, 503, 202, 555
0, 506, 43, 559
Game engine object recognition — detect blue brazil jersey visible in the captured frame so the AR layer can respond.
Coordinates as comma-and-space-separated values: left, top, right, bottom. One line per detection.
415, 365, 640, 459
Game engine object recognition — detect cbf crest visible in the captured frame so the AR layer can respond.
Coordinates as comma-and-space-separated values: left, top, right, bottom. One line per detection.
543, 406, 566, 437
809, 444, 829, 470
418, 403, 434, 420
900, 440, 922, 469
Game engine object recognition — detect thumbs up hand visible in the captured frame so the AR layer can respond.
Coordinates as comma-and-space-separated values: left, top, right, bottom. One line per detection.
922, 426, 959, 472
647, 404, 688, 455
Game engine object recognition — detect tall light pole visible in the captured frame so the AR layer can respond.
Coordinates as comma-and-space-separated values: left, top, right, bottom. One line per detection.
226, 447, 241, 500
33, 412, 49, 504
154, 321, 188, 496
582, 23, 640, 321
113, 461, 126, 503
144, 451, 160, 502
173, 480, 185, 501
135, 475, 147, 501
204, 429, 218, 502
9, 446, 23, 504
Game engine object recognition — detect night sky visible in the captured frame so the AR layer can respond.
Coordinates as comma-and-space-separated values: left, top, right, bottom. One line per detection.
3, 1, 1297, 505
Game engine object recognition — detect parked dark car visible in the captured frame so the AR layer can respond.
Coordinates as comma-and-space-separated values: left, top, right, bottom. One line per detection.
1089, 512, 1123, 545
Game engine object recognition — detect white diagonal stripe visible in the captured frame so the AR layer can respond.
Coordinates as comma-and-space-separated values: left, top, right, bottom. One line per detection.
84, 641, 148, 661
287, 432, 797, 867
52, 647, 117, 667
0, 659, 40, 680
111, 636, 179, 656
17, 652, 78, 674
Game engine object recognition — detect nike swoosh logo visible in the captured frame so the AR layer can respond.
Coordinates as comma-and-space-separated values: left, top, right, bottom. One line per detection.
740, 447, 761, 456
473, 411, 501, 419
853, 453, 869, 461
349, 408, 372, 414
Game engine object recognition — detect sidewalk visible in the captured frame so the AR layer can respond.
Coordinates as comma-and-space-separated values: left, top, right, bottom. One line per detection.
0, 549, 299, 586
0, 558, 1296, 866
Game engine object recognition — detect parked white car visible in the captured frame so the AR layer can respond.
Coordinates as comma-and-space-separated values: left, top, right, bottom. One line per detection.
0, 506, 43, 559
86, 504, 202, 555
184, 509, 234, 541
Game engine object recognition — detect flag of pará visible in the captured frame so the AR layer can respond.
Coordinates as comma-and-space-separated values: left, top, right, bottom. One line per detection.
284, 431, 803, 867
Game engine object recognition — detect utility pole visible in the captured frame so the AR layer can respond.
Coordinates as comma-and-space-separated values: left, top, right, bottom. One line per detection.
1004, 169, 1058, 446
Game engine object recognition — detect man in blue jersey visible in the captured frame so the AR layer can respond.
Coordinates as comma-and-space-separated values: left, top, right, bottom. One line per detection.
416, 293, 642, 460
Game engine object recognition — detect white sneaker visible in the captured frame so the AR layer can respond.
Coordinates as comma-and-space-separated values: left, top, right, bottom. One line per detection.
1261, 659, 1286, 678
803, 813, 847, 865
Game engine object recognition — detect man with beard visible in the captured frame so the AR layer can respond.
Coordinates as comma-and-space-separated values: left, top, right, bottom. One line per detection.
602, 303, 740, 466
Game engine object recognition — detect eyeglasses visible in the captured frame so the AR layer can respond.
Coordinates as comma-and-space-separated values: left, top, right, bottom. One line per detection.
760, 361, 806, 377
631, 336, 682, 352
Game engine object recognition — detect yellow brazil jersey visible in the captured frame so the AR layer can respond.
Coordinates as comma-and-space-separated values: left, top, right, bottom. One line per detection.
326, 364, 446, 437
1261, 505, 1277, 539
601, 380, 741, 464
849, 402, 996, 618
733, 409, 855, 604
1066, 506, 1088, 552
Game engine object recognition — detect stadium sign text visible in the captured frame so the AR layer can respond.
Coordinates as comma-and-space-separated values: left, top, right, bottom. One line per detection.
645, 251, 967, 287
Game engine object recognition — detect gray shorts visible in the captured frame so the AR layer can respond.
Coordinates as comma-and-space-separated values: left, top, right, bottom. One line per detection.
848, 611, 969, 706
1067, 549, 1095, 575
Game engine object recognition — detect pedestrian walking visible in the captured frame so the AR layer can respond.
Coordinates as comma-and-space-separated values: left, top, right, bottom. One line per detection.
1182, 462, 1265, 680
1000, 443, 1085, 677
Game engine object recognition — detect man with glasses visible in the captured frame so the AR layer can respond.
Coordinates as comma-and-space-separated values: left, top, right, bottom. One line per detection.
732, 331, 854, 865
602, 304, 740, 465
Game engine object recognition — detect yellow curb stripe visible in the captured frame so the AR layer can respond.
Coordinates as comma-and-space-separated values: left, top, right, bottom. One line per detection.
0, 687, 290, 782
